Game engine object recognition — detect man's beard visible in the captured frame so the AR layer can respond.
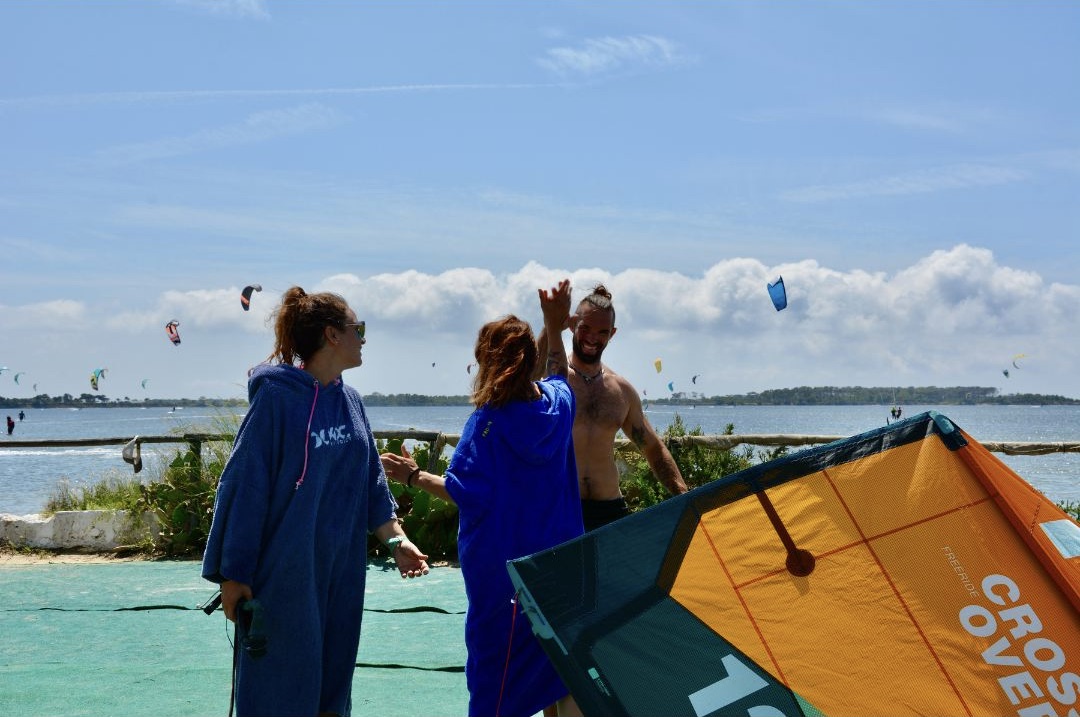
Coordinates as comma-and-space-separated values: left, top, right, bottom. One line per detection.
572, 336, 605, 367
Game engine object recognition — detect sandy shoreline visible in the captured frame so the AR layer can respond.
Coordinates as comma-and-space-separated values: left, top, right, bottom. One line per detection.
0, 547, 146, 565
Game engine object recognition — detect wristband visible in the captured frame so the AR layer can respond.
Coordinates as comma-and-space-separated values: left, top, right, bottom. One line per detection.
385, 535, 405, 552
407, 467, 421, 488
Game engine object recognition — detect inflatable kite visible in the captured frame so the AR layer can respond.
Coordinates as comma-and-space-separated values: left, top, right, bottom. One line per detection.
89, 367, 107, 391
241, 284, 262, 311
165, 320, 181, 346
768, 275, 788, 311
509, 412, 1080, 716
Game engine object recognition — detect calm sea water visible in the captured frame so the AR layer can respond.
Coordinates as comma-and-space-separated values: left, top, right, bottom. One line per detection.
1, 404, 1077, 515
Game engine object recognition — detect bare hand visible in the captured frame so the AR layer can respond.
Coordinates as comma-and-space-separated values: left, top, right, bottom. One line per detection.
380, 444, 418, 484
393, 539, 431, 579
538, 279, 571, 330
220, 579, 252, 623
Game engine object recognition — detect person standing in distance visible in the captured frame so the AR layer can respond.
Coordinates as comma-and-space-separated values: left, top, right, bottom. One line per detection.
202, 286, 429, 717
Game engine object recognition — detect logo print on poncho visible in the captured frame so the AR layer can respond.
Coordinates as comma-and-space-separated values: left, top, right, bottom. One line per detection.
311, 424, 352, 448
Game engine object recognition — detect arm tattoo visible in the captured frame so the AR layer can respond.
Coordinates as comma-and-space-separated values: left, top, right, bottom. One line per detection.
547, 351, 567, 377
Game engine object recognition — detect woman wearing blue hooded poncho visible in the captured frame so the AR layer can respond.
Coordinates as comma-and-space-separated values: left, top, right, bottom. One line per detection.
382, 279, 584, 717
202, 286, 430, 717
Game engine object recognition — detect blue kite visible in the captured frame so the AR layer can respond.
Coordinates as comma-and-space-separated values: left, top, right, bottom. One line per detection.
767, 275, 788, 311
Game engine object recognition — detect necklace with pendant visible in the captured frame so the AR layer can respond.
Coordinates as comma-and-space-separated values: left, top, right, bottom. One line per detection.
570, 364, 603, 384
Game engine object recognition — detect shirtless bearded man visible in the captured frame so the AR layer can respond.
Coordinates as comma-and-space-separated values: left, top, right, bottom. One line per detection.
563, 284, 687, 531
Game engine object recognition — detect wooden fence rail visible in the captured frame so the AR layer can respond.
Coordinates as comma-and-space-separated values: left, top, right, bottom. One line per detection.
3, 432, 1079, 474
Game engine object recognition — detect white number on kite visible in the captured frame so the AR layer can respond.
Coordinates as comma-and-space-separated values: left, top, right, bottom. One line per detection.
688, 654, 786, 717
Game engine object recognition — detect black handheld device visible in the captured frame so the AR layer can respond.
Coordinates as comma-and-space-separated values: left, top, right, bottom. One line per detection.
236, 598, 268, 659
200, 591, 222, 615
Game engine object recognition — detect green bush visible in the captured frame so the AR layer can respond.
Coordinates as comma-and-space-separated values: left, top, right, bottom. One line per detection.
622, 414, 786, 513
135, 414, 237, 557
46, 472, 144, 513
138, 442, 226, 557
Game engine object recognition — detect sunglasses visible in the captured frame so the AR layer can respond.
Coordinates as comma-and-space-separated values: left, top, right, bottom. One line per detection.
344, 321, 366, 340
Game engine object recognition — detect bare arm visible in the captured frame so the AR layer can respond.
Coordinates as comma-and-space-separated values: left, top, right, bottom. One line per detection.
380, 448, 454, 503
621, 386, 688, 496
372, 516, 430, 578
531, 331, 549, 382
537, 279, 571, 378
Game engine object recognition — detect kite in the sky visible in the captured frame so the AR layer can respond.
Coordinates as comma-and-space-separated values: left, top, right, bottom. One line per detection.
0, 367, 7, 375
691, 375, 699, 385
1003, 369, 1010, 379
165, 320, 181, 346
1011, 353, 1026, 369
141, 379, 150, 390
654, 358, 663, 373
667, 381, 675, 393
90, 367, 107, 391
767, 275, 788, 311
13, 372, 25, 385
241, 284, 263, 311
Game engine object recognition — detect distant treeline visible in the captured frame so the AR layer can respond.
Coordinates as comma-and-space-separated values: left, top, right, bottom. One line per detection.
0, 394, 248, 409
652, 386, 1080, 406
0, 392, 472, 409
1, 386, 1076, 409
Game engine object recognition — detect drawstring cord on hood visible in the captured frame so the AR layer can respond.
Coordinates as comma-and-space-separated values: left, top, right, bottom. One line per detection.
294, 379, 320, 490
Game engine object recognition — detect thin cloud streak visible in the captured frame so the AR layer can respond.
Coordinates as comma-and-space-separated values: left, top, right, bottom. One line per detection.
537, 35, 684, 76
781, 163, 1029, 202
867, 108, 965, 133
735, 102, 1002, 136
94, 103, 347, 164
171, 0, 270, 20
0, 83, 562, 112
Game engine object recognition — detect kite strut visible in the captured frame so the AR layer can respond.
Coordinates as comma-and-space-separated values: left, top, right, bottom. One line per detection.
755, 490, 815, 577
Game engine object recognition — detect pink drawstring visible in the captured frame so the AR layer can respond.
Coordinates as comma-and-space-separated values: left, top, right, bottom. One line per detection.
294, 380, 319, 490
494, 592, 520, 717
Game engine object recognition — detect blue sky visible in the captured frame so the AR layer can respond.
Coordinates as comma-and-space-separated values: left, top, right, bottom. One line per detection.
1, 0, 1078, 401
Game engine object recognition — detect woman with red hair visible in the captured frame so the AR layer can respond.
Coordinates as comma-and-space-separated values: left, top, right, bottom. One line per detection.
382, 279, 583, 717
